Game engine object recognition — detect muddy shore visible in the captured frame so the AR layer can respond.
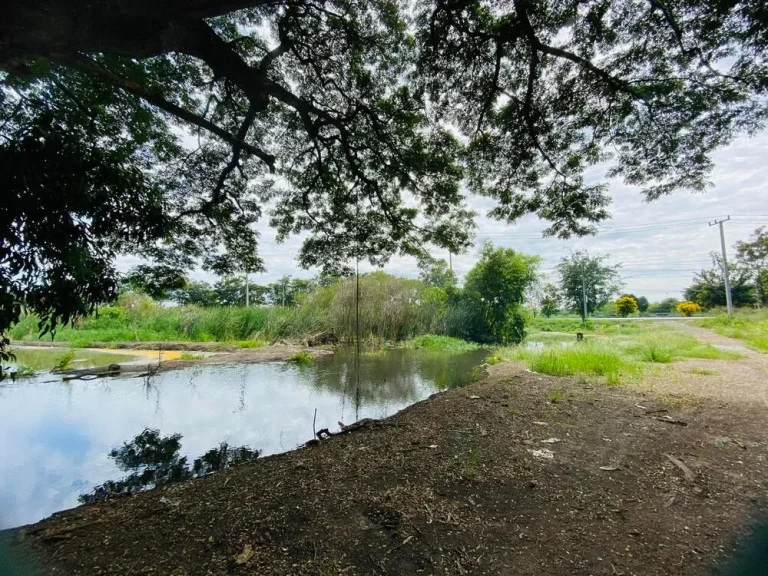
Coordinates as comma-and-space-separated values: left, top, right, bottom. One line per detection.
3, 351, 767, 575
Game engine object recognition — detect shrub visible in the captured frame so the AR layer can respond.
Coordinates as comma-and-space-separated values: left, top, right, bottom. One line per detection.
676, 301, 702, 317
615, 295, 639, 317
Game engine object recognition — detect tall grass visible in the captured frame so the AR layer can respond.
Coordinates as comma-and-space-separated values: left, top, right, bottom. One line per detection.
8, 273, 461, 346
500, 342, 636, 385
496, 327, 740, 385
695, 309, 768, 352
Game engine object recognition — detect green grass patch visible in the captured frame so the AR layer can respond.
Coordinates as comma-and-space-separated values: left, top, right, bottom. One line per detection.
623, 332, 741, 362
498, 341, 639, 384
494, 324, 740, 385
179, 352, 203, 361
403, 335, 481, 351
689, 367, 716, 376
289, 351, 314, 365
695, 310, 768, 353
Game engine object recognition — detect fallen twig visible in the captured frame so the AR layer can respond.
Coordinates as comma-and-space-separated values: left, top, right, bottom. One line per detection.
664, 454, 695, 482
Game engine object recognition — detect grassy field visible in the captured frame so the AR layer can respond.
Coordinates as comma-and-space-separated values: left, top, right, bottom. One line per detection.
492, 319, 742, 385
694, 309, 768, 352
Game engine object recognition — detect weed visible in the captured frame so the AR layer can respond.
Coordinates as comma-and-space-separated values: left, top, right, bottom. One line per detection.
179, 352, 203, 361
11, 364, 36, 378
462, 448, 480, 478
549, 387, 566, 403
53, 350, 76, 371
696, 309, 768, 353
289, 351, 314, 365
404, 335, 480, 351
689, 367, 715, 375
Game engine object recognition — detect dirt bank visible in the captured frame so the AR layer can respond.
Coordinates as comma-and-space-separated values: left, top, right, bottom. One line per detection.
3, 336, 768, 575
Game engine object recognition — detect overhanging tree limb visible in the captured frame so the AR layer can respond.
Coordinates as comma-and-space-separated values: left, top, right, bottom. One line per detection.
70, 56, 276, 171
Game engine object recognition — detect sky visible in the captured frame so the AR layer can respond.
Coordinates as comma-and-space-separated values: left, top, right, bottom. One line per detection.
117, 130, 768, 302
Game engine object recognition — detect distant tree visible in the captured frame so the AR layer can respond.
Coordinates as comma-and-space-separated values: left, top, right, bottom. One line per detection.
684, 253, 755, 309
636, 296, 650, 313
418, 257, 457, 289
123, 265, 187, 300
557, 252, 622, 321
736, 227, 768, 306
170, 281, 217, 307
540, 283, 560, 318
647, 298, 681, 314
213, 277, 247, 307
463, 243, 539, 344
266, 276, 316, 306
676, 301, 702, 317
615, 295, 639, 317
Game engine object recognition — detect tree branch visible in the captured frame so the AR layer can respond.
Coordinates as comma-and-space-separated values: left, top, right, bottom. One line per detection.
70, 56, 276, 171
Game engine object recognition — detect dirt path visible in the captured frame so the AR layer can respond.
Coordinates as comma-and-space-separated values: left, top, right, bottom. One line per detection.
4, 331, 768, 575
646, 322, 768, 409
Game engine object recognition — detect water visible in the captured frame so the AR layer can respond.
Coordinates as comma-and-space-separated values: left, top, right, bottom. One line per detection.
0, 348, 486, 529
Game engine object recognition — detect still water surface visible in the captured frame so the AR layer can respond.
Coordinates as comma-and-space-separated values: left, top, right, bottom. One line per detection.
0, 348, 485, 528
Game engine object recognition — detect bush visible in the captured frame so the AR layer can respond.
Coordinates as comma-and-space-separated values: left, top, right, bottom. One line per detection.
676, 301, 702, 317
615, 295, 638, 317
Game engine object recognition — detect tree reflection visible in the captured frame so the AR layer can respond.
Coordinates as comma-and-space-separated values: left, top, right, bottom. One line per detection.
79, 429, 259, 504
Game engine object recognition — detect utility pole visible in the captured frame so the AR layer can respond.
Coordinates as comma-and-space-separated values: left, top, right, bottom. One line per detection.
448, 251, 452, 272
581, 274, 588, 325
709, 216, 733, 315
244, 268, 249, 307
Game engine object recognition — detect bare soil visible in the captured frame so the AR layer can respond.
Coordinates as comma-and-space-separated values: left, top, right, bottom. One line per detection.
3, 329, 768, 575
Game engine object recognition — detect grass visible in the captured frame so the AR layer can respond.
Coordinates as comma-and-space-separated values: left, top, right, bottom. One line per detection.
8, 348, 138, 373
403, 335, 481, 351
495, 324, 740, 385
689, 367, 716, 376
695, 309, 768, 352
179, 352, 203, 361
497, 341, 638, 385
289, 351, 314, 365
623, 332, 741, 362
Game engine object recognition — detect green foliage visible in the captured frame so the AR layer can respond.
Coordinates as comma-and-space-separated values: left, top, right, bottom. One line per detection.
418, 257, 457, 288
504, 343, 633, 384
463, 243, 539, 344
179, 353, 203, 361
539, 283, 560, 318
289, 351, 314, 365
684, 253, 755, 309
53, 349, 76, 371
615, 295, 639, 317
736, 227, 768, 305
636, 296, 650, 313
11, 364, 36, 378
404, 335, 480, 351
556, 251, 622, 321
123, 266, 188, 300
647, 298, 681, 314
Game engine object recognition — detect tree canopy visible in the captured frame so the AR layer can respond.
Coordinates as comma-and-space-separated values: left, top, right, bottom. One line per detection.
684, 253, 755, 309
736, 227, 768, 305
557, 251, 622, 320
464, 242, 539, 344
2, 0, 767, 360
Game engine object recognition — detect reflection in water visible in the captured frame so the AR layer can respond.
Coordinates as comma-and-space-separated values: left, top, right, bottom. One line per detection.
79, 429, 259, 504
0, 347, 485, 528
